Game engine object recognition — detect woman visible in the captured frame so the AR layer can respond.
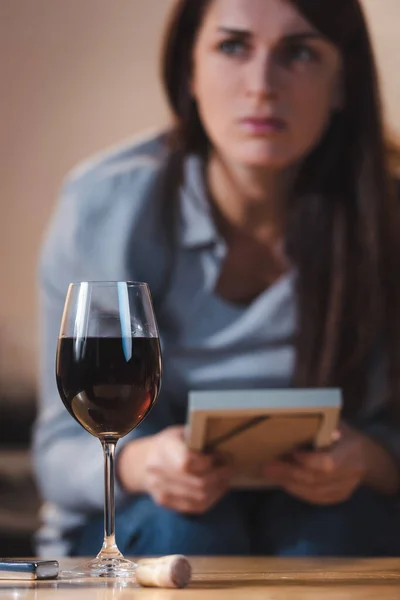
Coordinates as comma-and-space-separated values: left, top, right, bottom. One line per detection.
34, 0, 400, 557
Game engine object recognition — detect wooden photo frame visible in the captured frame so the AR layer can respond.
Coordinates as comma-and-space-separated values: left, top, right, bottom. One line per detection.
186, 389, 342, 488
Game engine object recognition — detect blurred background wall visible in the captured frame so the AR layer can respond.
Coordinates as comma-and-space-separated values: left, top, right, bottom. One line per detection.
1, 0, 400, 399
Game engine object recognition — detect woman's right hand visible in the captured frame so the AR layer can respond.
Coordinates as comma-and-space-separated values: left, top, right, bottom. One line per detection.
117, 426, 233, 514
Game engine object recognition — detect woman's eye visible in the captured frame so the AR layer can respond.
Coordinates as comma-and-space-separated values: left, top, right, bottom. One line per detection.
218, 39, 247, 56
282, 44, 318, 65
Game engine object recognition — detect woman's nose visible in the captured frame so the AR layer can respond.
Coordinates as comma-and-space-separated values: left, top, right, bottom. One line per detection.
245, 52, 279, 101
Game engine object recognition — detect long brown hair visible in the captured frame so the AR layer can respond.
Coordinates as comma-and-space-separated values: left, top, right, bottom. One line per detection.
161, 0, 400, 419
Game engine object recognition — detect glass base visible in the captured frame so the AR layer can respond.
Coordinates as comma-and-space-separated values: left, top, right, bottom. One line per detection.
61, 556, 137, 579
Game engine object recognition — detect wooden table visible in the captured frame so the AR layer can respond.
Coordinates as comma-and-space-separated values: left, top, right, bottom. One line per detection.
1, 557, 400, 599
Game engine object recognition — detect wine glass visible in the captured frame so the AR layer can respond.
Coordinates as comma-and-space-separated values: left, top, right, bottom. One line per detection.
56, 282, 161, 578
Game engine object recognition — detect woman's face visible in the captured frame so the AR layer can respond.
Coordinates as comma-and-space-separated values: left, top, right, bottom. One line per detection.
191, 0, 343, 169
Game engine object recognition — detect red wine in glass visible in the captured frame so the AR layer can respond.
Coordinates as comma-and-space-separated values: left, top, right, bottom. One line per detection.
57, 336, 160, 439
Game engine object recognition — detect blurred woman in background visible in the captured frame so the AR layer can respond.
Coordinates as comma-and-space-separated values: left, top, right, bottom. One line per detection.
35, 0, 400, 558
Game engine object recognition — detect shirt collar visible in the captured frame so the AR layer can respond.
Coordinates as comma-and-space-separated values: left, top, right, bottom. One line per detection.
178, 154, 219, 248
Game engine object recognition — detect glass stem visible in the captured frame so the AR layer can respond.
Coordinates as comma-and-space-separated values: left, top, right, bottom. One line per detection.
98, 439, 122, 559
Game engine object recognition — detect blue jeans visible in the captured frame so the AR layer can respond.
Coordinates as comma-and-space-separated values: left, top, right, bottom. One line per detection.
72, 487, 400, 557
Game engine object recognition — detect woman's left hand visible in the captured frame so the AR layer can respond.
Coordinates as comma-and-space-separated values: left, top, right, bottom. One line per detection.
263, 423, 368, 505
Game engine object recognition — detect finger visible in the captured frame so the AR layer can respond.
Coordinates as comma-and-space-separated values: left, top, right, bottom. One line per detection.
152, 481, 226, 515
168, 466, 232, 502
212, 450, 234, 467
152, 490, 203, 514
145, 464, 206, 496
186, 451, 215, 475
169, 426, 218, 473
293, 450, 338, 474
266, 458, 358, 488
166, 436, 214, 474
153, 471, 215, 495
264, 461, 319, 487
282, 477, 360, 506
193, 472, 232, 512
163, 429, 192, 470
178, 466, 232, 508
150, 473, 208, 506
201, 465, 234, 493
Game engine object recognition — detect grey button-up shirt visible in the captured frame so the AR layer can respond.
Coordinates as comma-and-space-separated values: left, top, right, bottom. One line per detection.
33, 130, 399, 556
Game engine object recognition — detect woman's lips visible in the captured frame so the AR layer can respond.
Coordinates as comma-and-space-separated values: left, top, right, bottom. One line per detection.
239, 116, 287, 135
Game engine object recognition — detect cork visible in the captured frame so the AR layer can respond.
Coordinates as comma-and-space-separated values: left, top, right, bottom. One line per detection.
135, 555, 192, 589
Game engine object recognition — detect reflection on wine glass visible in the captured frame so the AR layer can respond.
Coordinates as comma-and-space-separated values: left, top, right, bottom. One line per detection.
56, 282, 161, 578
